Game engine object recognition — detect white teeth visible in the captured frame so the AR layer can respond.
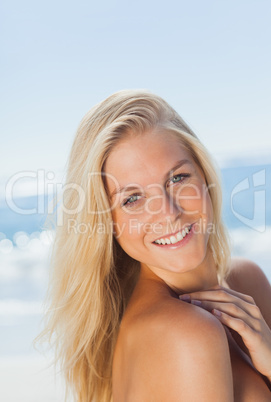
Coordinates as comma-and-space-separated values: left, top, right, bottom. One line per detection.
154, 225, 192, 245
176, 232, 183, 241
170, 235, 178, 244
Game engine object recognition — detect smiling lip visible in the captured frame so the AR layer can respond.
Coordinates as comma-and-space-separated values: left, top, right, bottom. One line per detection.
152, 223, 195, 249
152, 223, 194, 244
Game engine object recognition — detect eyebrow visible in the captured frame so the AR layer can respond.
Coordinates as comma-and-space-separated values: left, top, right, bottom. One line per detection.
109, 159, 191, 199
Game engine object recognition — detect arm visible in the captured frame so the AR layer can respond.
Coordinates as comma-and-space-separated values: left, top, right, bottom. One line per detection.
226, 257, 271, 329
228, 258, 271, 386
179, 258, 271, 384
133, 304, 234, 401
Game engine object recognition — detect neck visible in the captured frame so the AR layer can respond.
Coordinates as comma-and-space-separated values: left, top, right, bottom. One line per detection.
139, 247, 219, 296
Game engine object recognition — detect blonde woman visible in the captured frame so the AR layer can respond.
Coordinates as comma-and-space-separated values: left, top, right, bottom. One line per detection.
43, 90, 271, 401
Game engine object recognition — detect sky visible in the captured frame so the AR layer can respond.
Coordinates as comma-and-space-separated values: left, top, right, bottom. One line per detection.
1, 0, 271, 180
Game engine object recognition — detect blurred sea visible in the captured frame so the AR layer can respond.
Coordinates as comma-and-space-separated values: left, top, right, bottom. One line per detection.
0, 162, 270, 358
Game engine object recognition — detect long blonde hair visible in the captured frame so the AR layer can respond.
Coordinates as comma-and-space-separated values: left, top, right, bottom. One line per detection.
42, 89, 232, 401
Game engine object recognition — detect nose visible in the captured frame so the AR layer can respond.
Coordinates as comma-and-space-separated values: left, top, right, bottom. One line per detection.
146, 190, 183, 225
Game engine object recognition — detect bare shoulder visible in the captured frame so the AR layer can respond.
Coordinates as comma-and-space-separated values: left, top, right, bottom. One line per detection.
226, 257, 271, 326
128, 298, 234, 401
227, 256, 270, 288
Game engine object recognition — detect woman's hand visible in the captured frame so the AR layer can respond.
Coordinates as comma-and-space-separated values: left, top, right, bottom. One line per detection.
179, 285, 271, 381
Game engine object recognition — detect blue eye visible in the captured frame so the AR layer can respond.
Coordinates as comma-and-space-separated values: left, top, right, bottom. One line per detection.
122, 194, 142, 207
169, 173, 190, 185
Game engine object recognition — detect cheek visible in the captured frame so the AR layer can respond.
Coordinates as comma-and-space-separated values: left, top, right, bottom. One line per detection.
112, 210, 144, 242
177, 182, 213, 226
112, 212, 125, 240
115, 221, 146, 261
175, 180, 206, 211
203, 190, 214, 221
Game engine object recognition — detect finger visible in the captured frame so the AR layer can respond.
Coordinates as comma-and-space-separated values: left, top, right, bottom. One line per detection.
213, 286, 256, 305
192, 300, 260, 326
211, 308, 258, 350
180, 286, 256, 305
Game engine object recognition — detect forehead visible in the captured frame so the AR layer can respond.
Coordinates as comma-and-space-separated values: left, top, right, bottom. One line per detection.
104, 130, 195, 190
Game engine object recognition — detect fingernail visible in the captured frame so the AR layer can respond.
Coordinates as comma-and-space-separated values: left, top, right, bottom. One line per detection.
191, 300, 202, 306
179, 294, 191, 302
213, 309, 221, 317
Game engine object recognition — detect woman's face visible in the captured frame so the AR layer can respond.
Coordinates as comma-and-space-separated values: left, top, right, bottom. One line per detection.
104, 129, 214, 277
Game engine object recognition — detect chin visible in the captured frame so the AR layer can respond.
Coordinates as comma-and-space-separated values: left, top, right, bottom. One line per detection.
159, 251, 207, 274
